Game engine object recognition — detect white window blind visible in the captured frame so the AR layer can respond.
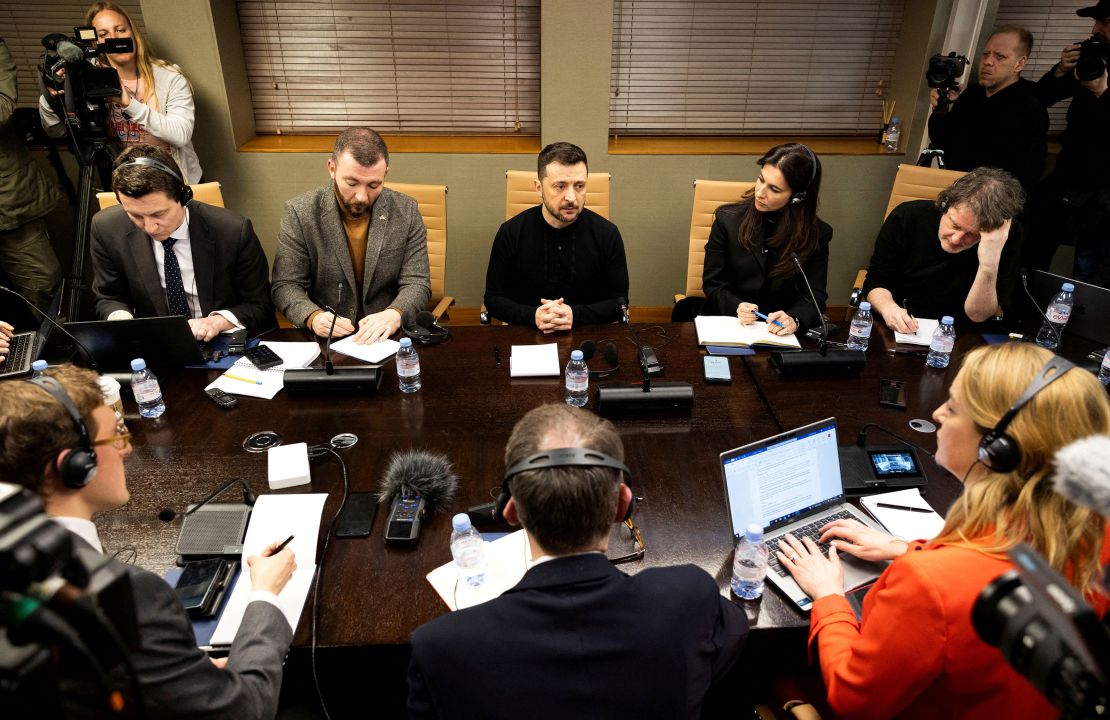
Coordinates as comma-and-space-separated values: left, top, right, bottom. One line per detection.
610, 0, 906, 136
0, 1, 146, 109
237, 0, 540, 135
993, 0, 1094, 136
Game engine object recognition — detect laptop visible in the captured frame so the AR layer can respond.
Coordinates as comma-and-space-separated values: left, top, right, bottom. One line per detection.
0, 296, 59, 379
1032, 270, 1110, 345
720, 417, 888, 611
65, 315, 206, 372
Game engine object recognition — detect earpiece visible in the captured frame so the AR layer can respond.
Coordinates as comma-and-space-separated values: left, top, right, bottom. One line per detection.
789, 145, 819, 206
115, 156, 193, 205
25, 377, 98, 489
495, 447, 634, 523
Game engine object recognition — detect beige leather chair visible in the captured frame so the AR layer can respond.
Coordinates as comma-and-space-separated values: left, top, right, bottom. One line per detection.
504, 170, 612, 221
385, 182, 454, 321
849, 164, 966, 306
676, 179, 754, 303
95, 181, 225, 210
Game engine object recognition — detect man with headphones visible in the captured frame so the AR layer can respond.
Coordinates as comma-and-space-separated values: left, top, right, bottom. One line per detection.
90, 144, 275, 341
862, 166, 1026, 334
0, 364, 297, 718
408, 404, 748, 719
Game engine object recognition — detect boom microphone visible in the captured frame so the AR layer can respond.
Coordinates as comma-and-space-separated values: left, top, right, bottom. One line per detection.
41, 34, 85, 63
379, 449, 458, 545
1052, 434, 1110, 516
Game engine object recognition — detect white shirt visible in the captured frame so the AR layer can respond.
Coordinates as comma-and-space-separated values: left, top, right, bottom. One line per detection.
108, 207, 242, 330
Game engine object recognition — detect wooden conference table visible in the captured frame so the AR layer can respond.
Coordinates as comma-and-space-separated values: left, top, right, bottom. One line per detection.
100, 321, 968, 644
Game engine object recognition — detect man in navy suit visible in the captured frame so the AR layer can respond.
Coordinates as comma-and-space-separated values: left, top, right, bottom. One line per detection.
407, 404, 748, 720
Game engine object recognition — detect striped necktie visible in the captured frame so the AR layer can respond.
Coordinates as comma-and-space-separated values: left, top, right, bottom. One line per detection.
162, 237, 191, 318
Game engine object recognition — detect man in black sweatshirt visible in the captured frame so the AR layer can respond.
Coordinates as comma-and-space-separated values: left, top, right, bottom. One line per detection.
484, 142, 629, 330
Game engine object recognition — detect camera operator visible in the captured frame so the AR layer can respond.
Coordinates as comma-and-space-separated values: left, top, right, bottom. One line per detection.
1028, 1, 1110, 285
926, 26, 1048, 192
38, 2, 203, 183
1, 38, 62, 311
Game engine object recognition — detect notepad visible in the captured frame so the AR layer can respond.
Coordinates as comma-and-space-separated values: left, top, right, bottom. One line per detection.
426, 530, 533, 610
331, 337, 400, 364
894, 318, 939, 347
205, 341, 322, 399
510, 343, 561, 377
694, 315, 801, 349
861, 488, 946, 542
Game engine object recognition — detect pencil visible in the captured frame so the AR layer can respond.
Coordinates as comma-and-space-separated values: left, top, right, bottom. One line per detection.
224, 373, 263, 385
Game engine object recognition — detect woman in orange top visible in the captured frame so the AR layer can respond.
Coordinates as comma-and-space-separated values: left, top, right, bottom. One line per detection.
780, 342, 1110, 720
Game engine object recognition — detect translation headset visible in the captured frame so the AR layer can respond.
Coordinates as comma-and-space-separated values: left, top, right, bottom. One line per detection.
495, 447, 635, 523
788, 144, 819, 206
24, 377, 98, 489
977, 356, 1076, 473
403, 310, 451, 345
578, 340, 620, 379
114, 156, 193, 205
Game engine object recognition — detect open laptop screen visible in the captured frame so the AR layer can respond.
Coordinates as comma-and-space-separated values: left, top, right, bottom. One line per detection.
721, 418, 843, 538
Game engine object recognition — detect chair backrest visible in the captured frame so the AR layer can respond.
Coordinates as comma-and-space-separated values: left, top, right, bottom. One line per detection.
505, 170, 611, 221
683, 179, 755, 298
95, 181, 226, 210
385, 182, 448, 306
884, 164, 966, 218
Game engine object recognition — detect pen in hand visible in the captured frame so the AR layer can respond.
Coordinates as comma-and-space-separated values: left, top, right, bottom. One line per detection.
754, 310, 786, 328
271, 534, 295, 553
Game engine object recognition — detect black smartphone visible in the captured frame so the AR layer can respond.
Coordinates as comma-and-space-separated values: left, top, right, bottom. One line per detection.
703, 355, 732, 384
175, 558, 236, 617
243, 344, 283, 371
336, 492, 380, 538
205, 387, 238, 409
879, 378, 907, 409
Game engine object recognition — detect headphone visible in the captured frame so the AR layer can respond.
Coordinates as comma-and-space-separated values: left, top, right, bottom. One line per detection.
114, 156, 193, 205
788, 144, 819, 206
495, 447, 635, 523
403, 310, 451, 345
25, 377, 98, 489
579, 340, 620, 379
977, 356, 1076, 473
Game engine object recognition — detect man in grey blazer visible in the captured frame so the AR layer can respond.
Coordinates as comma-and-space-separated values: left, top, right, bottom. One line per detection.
0, 364, 296, 719
91, 145, 275, 339
272, 127, 431, 343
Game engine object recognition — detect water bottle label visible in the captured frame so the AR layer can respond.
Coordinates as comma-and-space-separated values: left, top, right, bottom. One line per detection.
1102, 352, 1110, 371
566, 376, 588, 392
1047, 306, 1070, 324
853, 323, 872, 338
398, 361, 420, 378
930, 338, 954, 353
133, 382, 161, 403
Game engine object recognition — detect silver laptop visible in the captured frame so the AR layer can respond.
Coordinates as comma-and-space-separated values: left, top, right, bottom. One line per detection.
720, 417, 888, 611
0, 298, 58, 379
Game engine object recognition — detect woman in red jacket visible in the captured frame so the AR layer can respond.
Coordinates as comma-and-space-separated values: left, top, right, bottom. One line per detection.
780, 342, 1110, 719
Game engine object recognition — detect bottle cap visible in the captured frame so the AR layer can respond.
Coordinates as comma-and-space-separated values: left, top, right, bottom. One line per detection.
1062, 283, 1075, 292
941, 316, 954, 325
399, 337, 413, 348
744, 523, 763, 543
859, 302, 871, 311
31, 360, 48, 371
571, 350, 584, 361
130, 358, 147, 371
452, 513, 472, 533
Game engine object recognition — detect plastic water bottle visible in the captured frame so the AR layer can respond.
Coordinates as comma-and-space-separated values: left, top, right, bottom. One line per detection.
130, 358, 166, 418
926, 316, 956, 369
847, 302, 873, 351
450, 513, 487, 588
1099, 347, 1110, 387
1036, 282, 1075, 350
731, 523, 769, 600
565, 349, 588, 407
396, 337, 421, 393
883, 116, 901, 152
30, 360, 48, 378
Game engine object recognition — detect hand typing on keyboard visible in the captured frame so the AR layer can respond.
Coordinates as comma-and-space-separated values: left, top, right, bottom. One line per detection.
0, 320, 12, 361
776, 533, 846, 601
818, 519, 909, 562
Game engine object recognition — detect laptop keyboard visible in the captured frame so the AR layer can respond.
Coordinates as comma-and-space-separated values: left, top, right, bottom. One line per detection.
0, 333, 32, 375
766, 509, 855, 578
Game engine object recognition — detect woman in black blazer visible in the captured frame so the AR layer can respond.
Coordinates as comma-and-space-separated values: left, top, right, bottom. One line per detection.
702, 143, 832, 335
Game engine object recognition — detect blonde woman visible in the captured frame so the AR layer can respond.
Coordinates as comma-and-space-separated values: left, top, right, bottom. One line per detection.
39, 2, 202, 182
781, 342, 1110, 719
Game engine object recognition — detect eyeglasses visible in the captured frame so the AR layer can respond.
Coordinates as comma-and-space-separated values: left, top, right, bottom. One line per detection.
608, 518, 646, 565
92, 430, 132, 450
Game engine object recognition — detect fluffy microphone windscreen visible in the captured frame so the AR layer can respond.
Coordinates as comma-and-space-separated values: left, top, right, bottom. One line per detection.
378, 449, 459, 511
1053, 434, 1110, 517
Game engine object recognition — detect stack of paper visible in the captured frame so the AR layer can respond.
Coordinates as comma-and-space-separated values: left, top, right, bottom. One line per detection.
331, 336, 400, 364
510, 344, 561, 377
894, 318, 939, 347
205, 341, 321, 399
210, 493, 327, 646
694, 315, 801, 349
860, 488, 946, 542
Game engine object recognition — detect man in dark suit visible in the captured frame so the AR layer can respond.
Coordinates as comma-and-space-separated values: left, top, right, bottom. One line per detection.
271, 127, 430, 344
91, 144, 275, 339
0, 364, 296, 718
407, 404, 748, 720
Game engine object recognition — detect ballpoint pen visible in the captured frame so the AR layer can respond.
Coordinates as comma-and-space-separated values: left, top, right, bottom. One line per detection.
754, 310, 786, 328
876, 502, 933, 514
272, 534, 295, 553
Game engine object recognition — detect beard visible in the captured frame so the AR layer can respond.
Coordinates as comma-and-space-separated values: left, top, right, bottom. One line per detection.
334, 180, 370, 218
542, 196, 582, 225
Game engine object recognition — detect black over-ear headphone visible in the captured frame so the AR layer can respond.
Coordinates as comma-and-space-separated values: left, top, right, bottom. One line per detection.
115, 156, 193, 205
977, 356, 1076, 473
25, 377, 99, 489
403, 310, 451, 345
495, 447, 635, 523
579, 340, 619, 379
788, 144, 819, 206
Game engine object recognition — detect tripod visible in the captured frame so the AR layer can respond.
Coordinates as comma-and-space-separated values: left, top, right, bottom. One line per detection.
62, 137, 117, 321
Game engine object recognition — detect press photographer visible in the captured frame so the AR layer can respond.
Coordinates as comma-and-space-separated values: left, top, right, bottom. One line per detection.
1027, 1, 1110, 285
926, 26, 1048, 191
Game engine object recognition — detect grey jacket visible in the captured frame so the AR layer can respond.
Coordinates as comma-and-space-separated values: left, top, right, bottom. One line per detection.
271, 185, 431, 326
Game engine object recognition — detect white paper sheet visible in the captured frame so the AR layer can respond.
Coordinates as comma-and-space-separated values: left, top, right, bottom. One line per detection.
204, 341, 322, 399
894, 318, 939, 347
694, 315, 801, 349
860, 488, 946, 542
210, 493, 327, 646
426, 530, 533, 610
509, 343, 561, 377
331, 336, 399, 364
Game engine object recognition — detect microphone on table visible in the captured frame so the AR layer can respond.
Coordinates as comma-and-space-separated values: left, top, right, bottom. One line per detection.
1020, 271, 1061, 350
158, 477, 257, 523
324, 281, 344, 374
160, 478, 257, 561
379, 449, 458, 545
284, 281, 385, 393
1052, 434, 1110, 516
596, 298, 693, 414
619, 297, 663, 378
767, 254, 866, 376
